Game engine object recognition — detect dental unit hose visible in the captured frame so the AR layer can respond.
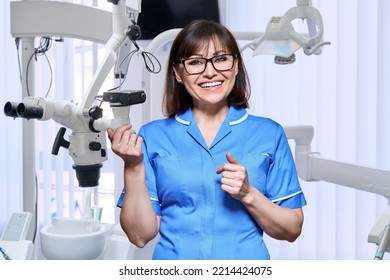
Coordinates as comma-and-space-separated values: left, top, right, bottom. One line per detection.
374, 224, 390, 260
0, 247, 12, 260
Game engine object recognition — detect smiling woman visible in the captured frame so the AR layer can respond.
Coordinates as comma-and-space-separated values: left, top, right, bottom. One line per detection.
172, 45, 239, 116
108, 19, 306, 260
163, 20, 250, 119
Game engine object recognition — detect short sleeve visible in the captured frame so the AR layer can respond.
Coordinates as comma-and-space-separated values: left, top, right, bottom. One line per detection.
139, 126, 162, 216
266, 125, 307, 208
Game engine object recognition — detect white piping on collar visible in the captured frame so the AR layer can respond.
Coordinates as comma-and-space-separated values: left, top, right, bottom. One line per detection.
175, 111, 249, 126
175, 115, 190, 125
229, 112, 248, 125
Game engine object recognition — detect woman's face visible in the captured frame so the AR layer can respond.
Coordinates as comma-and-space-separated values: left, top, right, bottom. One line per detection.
173, 40, 238, 110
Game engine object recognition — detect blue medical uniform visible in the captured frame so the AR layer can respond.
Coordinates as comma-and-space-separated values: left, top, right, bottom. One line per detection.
136, 106, 306, 259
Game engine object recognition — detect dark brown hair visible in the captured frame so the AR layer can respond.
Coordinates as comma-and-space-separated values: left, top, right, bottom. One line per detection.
163, 19, 251, 117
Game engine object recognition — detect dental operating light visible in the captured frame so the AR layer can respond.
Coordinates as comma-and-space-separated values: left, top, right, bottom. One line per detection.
242, 0, 330, 64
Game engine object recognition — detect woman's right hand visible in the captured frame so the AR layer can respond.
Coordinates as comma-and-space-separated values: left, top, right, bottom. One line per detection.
107, 124, 144, 167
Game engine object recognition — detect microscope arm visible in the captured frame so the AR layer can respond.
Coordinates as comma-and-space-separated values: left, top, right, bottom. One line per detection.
78, 0, 132, 115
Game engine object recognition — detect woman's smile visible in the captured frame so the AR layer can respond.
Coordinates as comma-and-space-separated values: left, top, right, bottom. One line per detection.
199, 81, 223, 89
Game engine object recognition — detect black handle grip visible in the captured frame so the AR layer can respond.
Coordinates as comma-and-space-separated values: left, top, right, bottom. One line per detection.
52, 127, 70, 155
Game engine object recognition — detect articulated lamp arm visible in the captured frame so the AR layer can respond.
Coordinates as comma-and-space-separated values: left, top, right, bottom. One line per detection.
284, 125, 390, 256
285, 126, 390, 198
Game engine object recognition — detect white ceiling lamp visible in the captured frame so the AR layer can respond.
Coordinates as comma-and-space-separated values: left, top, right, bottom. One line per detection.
242, 0, 331, 64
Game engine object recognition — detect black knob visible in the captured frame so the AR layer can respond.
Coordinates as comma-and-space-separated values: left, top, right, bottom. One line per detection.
89, 141, 102, 151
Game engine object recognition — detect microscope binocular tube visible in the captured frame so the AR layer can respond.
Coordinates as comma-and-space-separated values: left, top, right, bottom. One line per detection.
4, 100, 43, 119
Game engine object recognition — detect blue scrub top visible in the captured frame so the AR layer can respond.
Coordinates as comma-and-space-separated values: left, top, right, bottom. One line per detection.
135, 106, 306, 259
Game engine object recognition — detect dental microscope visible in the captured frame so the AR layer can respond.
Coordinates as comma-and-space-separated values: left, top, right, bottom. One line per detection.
4, 0, 145, 188
4, 88, 145, 187
1, 0, 152, 259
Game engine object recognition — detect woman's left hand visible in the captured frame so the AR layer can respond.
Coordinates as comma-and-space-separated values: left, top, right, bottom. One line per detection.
216, 152, 251, 200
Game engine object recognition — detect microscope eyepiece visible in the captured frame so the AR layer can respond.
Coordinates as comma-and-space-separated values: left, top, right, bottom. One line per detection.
4, 102, 20, 118
16, 103, 44, 119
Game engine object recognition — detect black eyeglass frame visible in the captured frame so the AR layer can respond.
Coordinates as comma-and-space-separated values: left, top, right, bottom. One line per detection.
178, 54, 237, 75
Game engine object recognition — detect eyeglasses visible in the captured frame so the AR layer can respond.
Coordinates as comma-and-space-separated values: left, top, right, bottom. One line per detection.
179, 54, 236, 75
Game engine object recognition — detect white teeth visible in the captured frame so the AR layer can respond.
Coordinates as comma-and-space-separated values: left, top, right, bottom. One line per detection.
200, 81, 222, 88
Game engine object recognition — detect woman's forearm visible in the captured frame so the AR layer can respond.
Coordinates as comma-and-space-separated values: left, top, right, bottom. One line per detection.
120, 164, 160, 248
241, 186, 304, 242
